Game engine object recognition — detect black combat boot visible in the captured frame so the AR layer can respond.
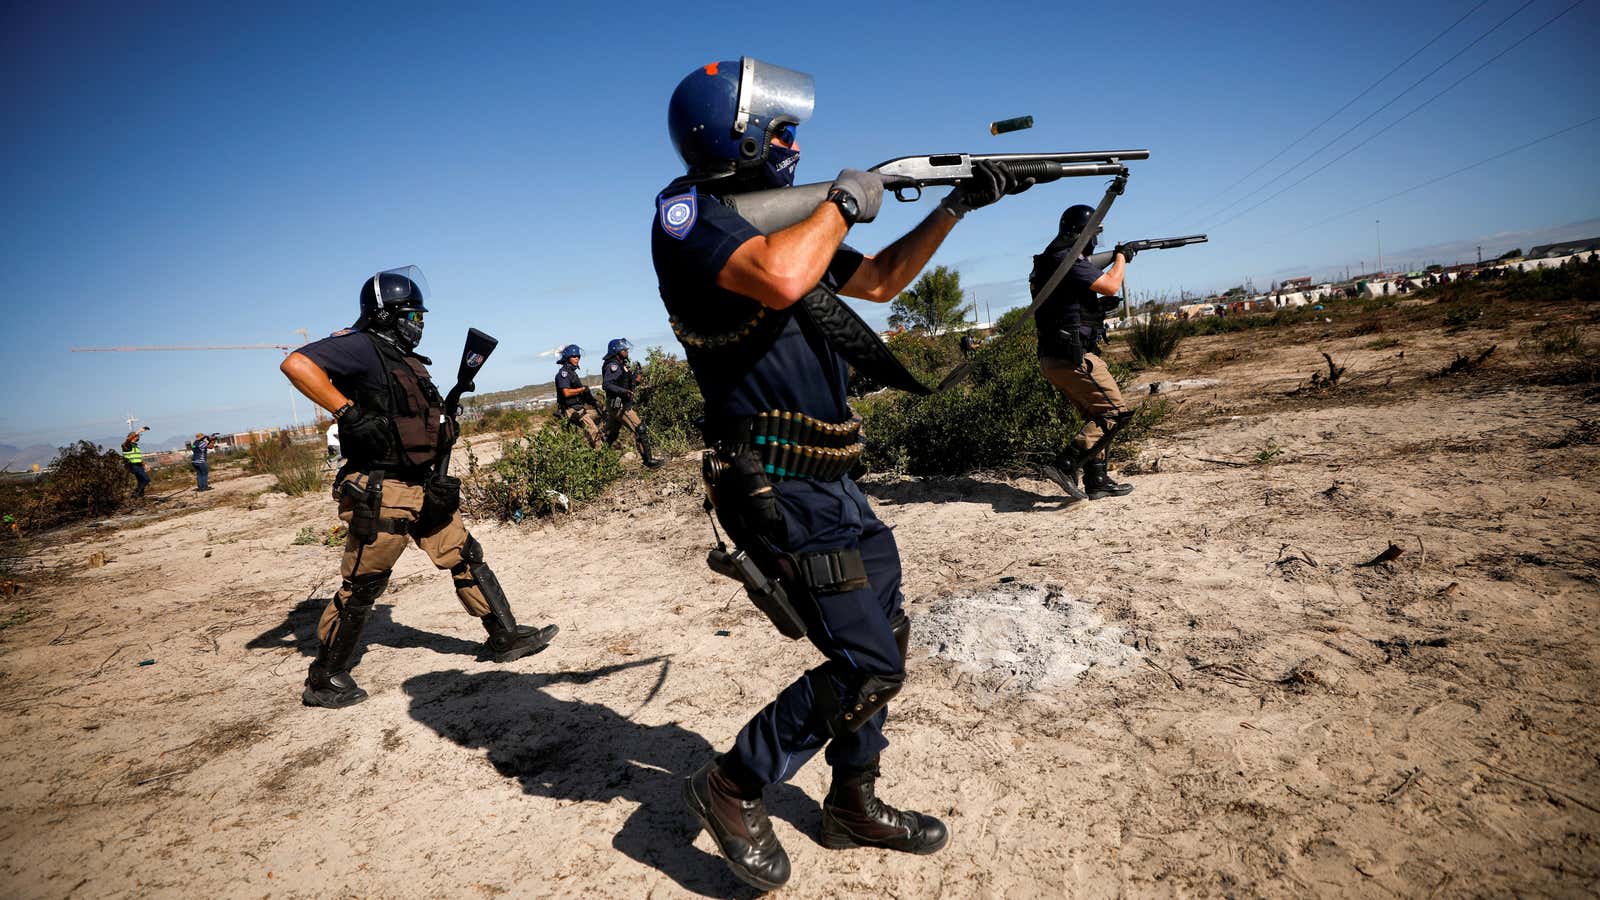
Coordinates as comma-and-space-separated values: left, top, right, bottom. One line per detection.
1040, 448, 1089, 502
303, 602, 374, 709
820, 759, 949, 855
636, 427, 666, 469
481, 616, 559, 663
1083, 459, 1133, 500
465, 559, 559, 663
683, 759, 791, 892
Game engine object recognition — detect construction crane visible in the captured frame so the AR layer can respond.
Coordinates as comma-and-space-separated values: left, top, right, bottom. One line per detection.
70, 331, 314, 425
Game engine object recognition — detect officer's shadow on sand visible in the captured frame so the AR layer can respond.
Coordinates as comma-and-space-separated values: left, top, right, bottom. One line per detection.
403, 662, 816, 899
862, 475, 1072, 513
245, 597, 483, 660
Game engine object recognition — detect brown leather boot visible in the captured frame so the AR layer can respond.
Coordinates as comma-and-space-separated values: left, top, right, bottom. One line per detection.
821, 760, 949, 854
683, 759, 790, 891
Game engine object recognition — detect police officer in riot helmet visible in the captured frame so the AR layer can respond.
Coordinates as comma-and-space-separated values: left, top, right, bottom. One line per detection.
601, 338, 665, 468
655, 58, 1031, 891
1033, 205, 1137, 501
280, 266, 558, 709
554, 344, 606, 448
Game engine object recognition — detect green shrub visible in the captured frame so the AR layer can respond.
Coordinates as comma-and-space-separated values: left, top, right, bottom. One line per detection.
465, 425, 623, 520
466, 405, 536, 435
859, 314, 1165, 477
247, 435, 322, 496
637, 348, 705, 456
291, 525, 319, 545
1126, 315, 1187, 367
851, 331, 965, 395
0, 441, 131, 530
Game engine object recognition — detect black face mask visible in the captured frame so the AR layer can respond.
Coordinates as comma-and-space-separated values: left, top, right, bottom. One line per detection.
394, 317, 424, 351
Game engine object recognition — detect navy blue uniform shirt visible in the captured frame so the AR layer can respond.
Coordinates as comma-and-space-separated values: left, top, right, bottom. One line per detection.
297, 329, 388, 399
1031, 248, 1104, 358
555, 364, 591, 410
651, 185, 863, 425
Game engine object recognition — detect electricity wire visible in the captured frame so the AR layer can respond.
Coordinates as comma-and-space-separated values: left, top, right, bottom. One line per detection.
1175, 0, 1491, 223
1203, 0, 1547, 226
1286, 114, 1600, 237
1211, 0, 1585, 230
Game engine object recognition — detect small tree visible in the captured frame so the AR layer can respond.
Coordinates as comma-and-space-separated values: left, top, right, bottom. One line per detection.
888, 266, 971, 334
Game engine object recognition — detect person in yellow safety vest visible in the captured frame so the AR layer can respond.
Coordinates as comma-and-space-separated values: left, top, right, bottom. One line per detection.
121, 427, 151, 498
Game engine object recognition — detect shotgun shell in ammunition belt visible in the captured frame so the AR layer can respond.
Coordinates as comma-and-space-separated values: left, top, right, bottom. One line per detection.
747, 408, 863, 482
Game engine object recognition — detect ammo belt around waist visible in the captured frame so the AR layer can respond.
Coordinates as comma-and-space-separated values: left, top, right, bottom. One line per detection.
714, 409, 863, 482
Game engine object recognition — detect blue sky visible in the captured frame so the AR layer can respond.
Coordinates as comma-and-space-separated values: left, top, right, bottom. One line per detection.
3, 0, 1596, 449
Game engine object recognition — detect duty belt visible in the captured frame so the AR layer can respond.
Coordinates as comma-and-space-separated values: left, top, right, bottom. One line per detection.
714, 410, 863, 482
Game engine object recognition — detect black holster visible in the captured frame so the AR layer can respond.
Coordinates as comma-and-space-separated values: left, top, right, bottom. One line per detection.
342, 469, 385, 546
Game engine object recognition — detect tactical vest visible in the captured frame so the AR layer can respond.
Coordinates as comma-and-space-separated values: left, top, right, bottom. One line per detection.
351, 332, 444, 469
121, 443, 143, 465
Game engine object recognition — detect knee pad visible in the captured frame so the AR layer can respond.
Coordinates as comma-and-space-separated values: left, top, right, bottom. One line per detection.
345, 571, 390, 607
634, 423, 649, 439
460, 535, 485, 565
807, 660, 906, 738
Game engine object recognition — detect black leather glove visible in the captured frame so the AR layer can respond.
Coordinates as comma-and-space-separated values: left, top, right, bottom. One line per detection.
829, 169, 884, 224
941, 160, 1035, 219
1115, 244, 1138, 264
336, 405, 393, 461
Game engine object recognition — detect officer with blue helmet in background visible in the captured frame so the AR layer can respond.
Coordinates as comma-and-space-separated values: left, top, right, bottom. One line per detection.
554, 344, 604, 448
654, 57, 1030, 891
600, 338, 665, 468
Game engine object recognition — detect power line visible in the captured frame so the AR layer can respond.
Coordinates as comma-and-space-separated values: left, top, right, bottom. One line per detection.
1175, 0, 1491, 223
1203, 0, 1543, 226
1287, 114, 1600, 236
1212, 0, 1585, 230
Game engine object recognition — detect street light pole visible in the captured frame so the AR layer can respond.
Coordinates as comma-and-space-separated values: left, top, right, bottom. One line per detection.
1376, 219, 1384, 273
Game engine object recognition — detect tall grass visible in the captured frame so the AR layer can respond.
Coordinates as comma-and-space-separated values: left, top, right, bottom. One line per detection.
1126, 316, 1187, 367
247, 436, 323, 496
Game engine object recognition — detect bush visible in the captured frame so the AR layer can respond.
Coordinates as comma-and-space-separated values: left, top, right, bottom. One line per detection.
859, 314, 1165, 477
464, 424, 623, 520
0, 441, 131, 530
247, 435, 323, 496
466, 405, 536, 436
1126, 316, 1187, 367
637, 348, 704, 456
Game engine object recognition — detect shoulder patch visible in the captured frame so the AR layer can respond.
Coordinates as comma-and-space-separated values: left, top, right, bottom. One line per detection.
606, 362, 619, 372
329, 328, 355, 337
658, 187, 698, 240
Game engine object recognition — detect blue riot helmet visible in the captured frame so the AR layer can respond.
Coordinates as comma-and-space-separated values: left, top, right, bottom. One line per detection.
560, 344, 582, 365
606, 338, 631, 358
357, 265, 429, 350
668, 57, 814, 183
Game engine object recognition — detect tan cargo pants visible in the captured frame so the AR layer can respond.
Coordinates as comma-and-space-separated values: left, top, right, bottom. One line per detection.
604, 406, 643, 445
1040, 352, 1128, 454
317, 472, 490, 643
564, 406, 604, 449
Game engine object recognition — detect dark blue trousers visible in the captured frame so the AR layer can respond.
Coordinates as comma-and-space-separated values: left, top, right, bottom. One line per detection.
126, 462, 149, 496
724, 476, 906, 786
193, 461, 208, 490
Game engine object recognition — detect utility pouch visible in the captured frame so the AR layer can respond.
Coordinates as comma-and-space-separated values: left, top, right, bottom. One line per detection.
416, 473, 461, 533
342, 470, 385, 546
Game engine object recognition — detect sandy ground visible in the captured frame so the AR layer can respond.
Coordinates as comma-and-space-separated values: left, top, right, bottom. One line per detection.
1, 295, 1597, 898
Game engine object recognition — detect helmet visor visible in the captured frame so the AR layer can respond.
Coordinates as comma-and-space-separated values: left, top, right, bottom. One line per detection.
735, 57, 814, 136
377, 265, 429, 311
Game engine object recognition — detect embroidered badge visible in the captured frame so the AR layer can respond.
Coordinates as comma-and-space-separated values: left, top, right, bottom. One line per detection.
658, 187, 698, 240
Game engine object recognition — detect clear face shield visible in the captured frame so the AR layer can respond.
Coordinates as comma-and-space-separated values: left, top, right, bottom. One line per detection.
733, 57, 815, 140
376, 265, 428, 310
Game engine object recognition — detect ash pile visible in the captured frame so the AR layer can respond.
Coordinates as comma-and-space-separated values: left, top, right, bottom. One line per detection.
912, 582, 1141, 694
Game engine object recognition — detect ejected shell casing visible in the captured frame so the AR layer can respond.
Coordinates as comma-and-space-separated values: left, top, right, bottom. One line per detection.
989, 115, 1034, 135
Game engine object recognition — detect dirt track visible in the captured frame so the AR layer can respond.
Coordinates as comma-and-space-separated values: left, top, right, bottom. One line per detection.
2, 294, 1597, 898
